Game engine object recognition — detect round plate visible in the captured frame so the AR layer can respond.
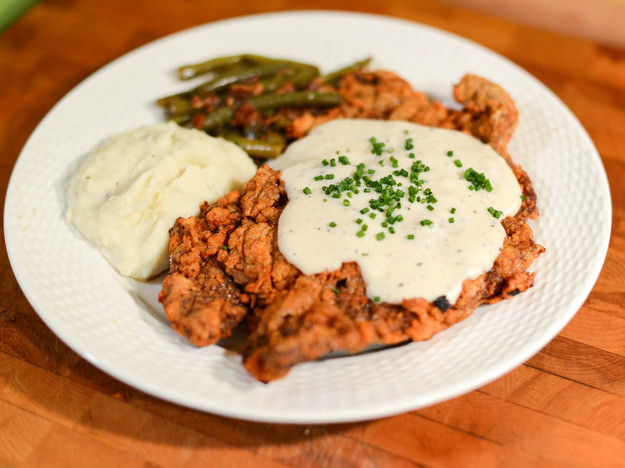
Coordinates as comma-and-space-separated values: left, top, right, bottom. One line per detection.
4, 11, 611, 423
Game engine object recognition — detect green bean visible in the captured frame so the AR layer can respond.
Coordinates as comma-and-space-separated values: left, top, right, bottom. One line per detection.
201, 106, 234, 131
158, 61, 317, 108
320, 57, 372, 83
177, 54, 319, 80
157, 63, 282, 107
194, 63, 291, 94
162, 96, 192, 117
225, 135, 285, 159
248, 91, 341, 110
168, 114, 190, 125
260, 64, 319, 92
177, 54, 264, 80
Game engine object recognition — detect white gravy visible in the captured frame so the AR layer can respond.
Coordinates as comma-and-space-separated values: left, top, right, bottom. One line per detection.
270, 119, 522, 304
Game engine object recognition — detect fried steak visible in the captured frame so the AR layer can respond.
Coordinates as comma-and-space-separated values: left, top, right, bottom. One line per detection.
159, 71, 544, 382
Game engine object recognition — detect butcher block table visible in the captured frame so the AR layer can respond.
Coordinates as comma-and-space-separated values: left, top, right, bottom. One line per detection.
1, 0, 624, 466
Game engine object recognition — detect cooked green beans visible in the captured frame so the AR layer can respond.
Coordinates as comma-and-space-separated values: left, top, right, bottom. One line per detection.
225, 135, 285, 159
177, 54, 318, 80
157, 54, 370, 159
248, 91, 341, 110
200, 107, 234, 131
200, 92, 339, 131
194, 62, 308, 95
321, 57, 372, 83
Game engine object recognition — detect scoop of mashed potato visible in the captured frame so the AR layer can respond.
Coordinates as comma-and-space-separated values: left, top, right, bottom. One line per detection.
66, 122, 256, 280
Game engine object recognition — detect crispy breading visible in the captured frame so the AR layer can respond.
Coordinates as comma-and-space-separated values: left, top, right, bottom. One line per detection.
159, 71, 544, 382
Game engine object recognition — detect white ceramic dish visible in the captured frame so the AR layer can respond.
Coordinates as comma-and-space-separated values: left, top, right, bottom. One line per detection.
4, 11, 611, 423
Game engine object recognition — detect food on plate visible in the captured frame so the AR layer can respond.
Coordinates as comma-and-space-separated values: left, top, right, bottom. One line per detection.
273, 119, 523, 305
65, 122, 256, 279
159, 64, 544, 382
156, 54, 369, 159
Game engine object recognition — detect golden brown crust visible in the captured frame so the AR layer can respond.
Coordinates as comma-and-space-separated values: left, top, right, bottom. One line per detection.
159, 71, 545, 382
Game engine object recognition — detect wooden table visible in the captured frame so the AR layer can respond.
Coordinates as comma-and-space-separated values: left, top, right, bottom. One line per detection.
1, 1, 624, 466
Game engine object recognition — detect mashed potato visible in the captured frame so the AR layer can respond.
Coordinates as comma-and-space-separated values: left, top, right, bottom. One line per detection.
66, 122, 256, 280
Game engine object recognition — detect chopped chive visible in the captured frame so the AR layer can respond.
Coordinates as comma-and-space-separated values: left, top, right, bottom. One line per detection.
487, 207, 503, 219
325, 174, 334, 180
322, 159, 329, 166
370, 137, 385, 155
314, 175, 323, 181
447, 150, 453, 157
450, 207, 456, 214
373, 296, 381, 303
356, 218, 363, 224
420, 219, 433, 227
376, 232, 385, 241
329, 221, 337, 227
343, 199, 351, 206
448, 217, 455, 223
405, 138, 414, 150
302, 187, 311, 195
454, 159, 463, 167
407, 234, 415, 239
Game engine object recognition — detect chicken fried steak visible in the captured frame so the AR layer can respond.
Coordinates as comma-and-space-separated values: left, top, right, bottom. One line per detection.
159, 71, 544, 382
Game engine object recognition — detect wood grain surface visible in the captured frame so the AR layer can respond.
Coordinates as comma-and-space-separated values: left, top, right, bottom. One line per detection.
1, 0, 624, 466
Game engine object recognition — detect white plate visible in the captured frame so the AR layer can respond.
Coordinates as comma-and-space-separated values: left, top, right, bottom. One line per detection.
4, 11, 611, 423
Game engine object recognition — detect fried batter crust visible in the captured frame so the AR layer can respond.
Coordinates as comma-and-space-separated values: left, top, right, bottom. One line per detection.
159, 71, 544, 382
